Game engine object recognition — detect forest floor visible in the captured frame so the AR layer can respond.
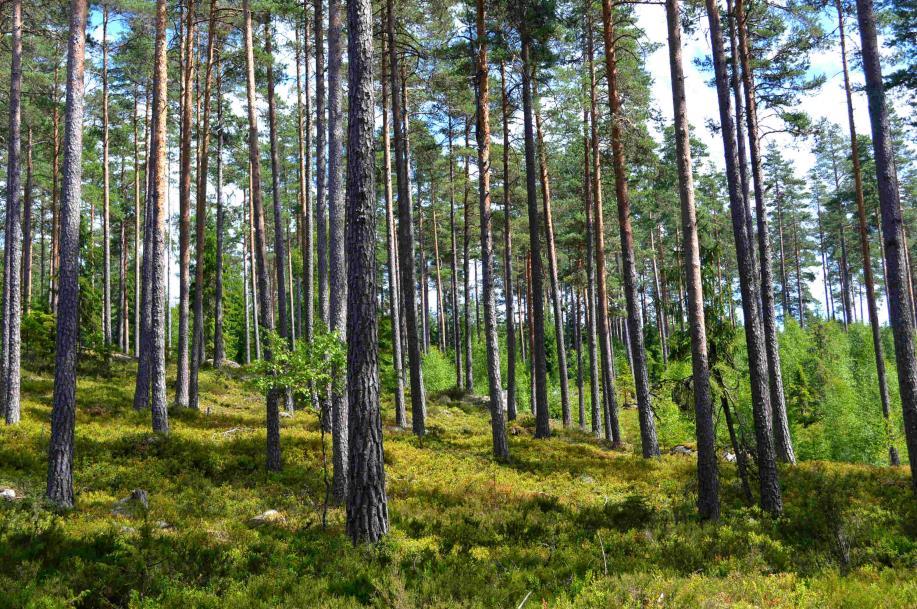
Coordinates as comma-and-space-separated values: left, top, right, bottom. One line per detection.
0, 360, 915, 608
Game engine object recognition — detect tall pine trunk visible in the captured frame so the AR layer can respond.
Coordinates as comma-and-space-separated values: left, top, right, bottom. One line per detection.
243, 0, 281, 471
47, 0, 88, 507
101, 7, 112, 345
735, 0, 795, 463
474, 0, 509, 461
315, 0, 329, 328
345, 0, 389, 544
704, 0, 782, 514
666, 0, 718, 519
213, 64, 226, 367
836, 0, 898, 465
501, 61, 517, 422
296, 17, 314, 342
388, 0, 426, 437
328, 0, 350, 502
855, 0, 917, 490
600, 0, 659, 457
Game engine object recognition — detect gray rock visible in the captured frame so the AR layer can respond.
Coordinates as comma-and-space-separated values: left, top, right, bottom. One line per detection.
112, 489, 149, 516
249, 509, 285, 527
0, 488, 16, 500
723, 451, 737, 463
669, 445, 694, 456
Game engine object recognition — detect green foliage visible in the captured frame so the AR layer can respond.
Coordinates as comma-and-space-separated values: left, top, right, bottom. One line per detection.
20, 311, 56, 372
250, 331, 345, 403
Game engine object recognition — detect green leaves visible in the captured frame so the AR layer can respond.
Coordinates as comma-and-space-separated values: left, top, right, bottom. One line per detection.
250, 331, 346, 402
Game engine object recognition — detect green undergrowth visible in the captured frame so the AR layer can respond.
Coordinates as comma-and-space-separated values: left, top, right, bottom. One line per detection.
1, 361, 915, 608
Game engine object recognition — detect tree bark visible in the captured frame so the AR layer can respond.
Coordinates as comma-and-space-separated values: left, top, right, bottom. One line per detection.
835, 0, 898, 465
463, 118, 474, 392
315, 0, 329, 329
345, 0, 388, 545
520, 34, 550, 438
474, 0, 509, 461
243, 0, 281, 471
855, 0, 917, 490
100, 5, 112, 345
22, 126, 32, 315
600, 0, 659, 457
432, 208, 447, 352
704, 0, 783, 514
449, 119, 463, 388
328, 0, 349, 501
388, 0, 426, 437
47, 0, 89, 508
2, 0, 23, 425
534, 86, 572, 429
296, 16, 314, 342
190, 0, 219, 409
380, 21, 406, 428
213, 65, 226, 367
735, 0, 795, 463
583, 104, 601, 439
501, 61, 517, 422
666, 0, 718, 519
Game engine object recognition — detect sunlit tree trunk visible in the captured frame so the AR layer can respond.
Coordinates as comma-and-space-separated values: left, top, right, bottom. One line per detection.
501, 61, 517, 421
704, 0, 783, 514
296, 17, 314, 342
600, 0, 659, 456
213, 65, 226, 367
315, 0, 329, 329
449, 119, 462, 388
463, 119, 474, 392
243, 0, 281, 471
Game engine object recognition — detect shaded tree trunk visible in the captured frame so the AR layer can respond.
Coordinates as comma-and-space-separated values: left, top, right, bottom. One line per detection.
463, 119, 474, 392
520, 34, 550, 438
583, 105, 601, 439
315, 0, 329, 328
296, 16, 314, 342
855, 0, 917, 490
213, 65, 226, 367
449, 119, 462, 388
101, 6, 112, 345
345, 0, 388, 544
388, 0, 426, 437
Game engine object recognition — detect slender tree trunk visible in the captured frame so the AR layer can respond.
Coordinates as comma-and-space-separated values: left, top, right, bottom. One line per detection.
449, 120, 463, 388
726, 0, 754, 256
101, 6, 112, 345
704, 0, 783, 514
175, 0, 195, 408
315, 0, 329, 329
345, 0, 388, 544
46, 0, 89, 507
296, 17, 314, 342
388, 0, 426, 437
855, 0, 917, 489
501, 62, 517, 422
243, 218, 252, 365
474, 0, 509, 461
243, 0, 281, 471
21, 127, 32, 315
2, 0, 23, 425
735, 0, 795, 463
520, 34, 550, 438
119, 219, 128, 352
650, 229, 668, 366
463, 119, 474, 392
834, 0, 898, 465
666, 0, 719, 518
327, 0, 349, 501
432, 209, 447, 352
213, 67, 226, 367
190, 0, 218, 409
50, 63, 60, 315
575, 288, 585, 430
534, 87, 572, 428
588, 11, 619, 444
600, 0, 659, 457
583, 105, 601, 439
381, 22, 406, 428
134, 93, 143, 357
792, 218, 804, 327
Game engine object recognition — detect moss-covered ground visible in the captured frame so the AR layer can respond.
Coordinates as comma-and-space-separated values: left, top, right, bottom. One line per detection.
1, 361, 915, 608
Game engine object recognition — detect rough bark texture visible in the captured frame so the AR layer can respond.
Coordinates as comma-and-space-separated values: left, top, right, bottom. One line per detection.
315, 0, 329, 328
501, 61, 517, 422
474, 0, 509, 461
520, 35, 550, 439
583, 106, 601, 439
2, 0, 23, 425
600, 0, 659, 456
101, 7, 112, 346
836, 0, 898, 465
587, 12, 619, 445
190, 1, 218, 409
735, 0, 795, 464
666, 0, 719, 519
47, 0, 88, 508
345, 0, 388, 545
243, 0, 281, 471
534, 89, 571, 429
296, 18, 314, 342
704, 0, 783, 515
328, 0, 350, 502
388, 0, 426, 437
463, 120, 474, 393
381, 25, 407, 428
855, 0, 917, 490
